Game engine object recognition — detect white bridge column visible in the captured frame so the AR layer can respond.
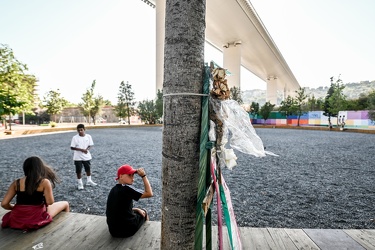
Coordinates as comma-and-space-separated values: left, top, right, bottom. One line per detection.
155, 0, 165, 92
223, 42, 241, 89
266, 77, 278, 105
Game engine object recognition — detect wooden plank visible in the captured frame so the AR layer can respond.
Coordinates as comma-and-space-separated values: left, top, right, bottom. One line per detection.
3, 212, 95, 250
344, 229, 375, 250
267, 228, 299, 250
80, 216, 124, 250
304, 229, 365, 250
0, 209, 161, 250
284, 228, 320, 250
0, 227, 42, 250
127, 222, 153, 248
241, 227, 267, 249
239, 227, 282, 250
210, 225, 231, 249
0, 212, 71, 250
116, 221, 161, 249
143, 222, 161, 249
2, 207, 375, 250
54, 214, 106, 250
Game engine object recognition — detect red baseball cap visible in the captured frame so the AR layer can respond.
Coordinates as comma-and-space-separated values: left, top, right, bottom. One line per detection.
116, 165, 137, 180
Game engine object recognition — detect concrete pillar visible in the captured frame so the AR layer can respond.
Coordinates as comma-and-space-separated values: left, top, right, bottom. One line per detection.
266, 77, 278, 105
223, 42, 241, 89
155, 0, 165, 93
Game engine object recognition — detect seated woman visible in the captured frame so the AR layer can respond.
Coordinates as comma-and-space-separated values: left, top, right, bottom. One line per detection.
1, 156, 70, 231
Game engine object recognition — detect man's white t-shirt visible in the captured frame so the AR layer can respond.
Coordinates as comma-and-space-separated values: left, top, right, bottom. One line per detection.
71, 134, 94, 161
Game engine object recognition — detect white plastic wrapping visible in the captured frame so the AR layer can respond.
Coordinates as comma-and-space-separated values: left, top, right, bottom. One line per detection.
209, 120, 216, 141
210, 97, 277, 158
224, 148, 237, 170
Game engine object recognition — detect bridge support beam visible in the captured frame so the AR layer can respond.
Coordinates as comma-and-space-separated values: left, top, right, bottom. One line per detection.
223, 42, 241, 89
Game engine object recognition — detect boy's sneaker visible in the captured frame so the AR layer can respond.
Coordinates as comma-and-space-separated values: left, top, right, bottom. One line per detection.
86, 180, 97, 186
78, 182, 84, 190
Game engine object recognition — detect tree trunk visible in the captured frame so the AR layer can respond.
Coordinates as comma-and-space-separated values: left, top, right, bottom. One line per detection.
161, 0, 206, 249
297, 112, 301, 126
126, 103, 131, 125
8, 113, 12, 130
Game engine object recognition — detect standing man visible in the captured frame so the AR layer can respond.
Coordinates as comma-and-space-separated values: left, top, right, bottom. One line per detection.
70, 124, 97, 190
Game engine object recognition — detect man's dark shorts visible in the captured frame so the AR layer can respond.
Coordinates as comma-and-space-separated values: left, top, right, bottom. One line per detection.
74, 161, 91, 174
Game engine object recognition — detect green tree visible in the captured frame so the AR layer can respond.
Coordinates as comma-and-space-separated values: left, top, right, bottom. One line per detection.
230, 86, 243, 104
279, 95, 297, 119
307, 94, 323, 111
294, 87, 308, 126
155, 89, 163, 122
91, 95, 105, 124
103, 99, 112, 106
316, 98, 324, 111
81, 81, 95, 124
323, 77, 337, 127
80, 80, 105, 125
327, 76, 347, 126
346, 93, 368, 111
355, 93, 369, 110
43, 89, 68, 122
260, 101, 275, 124
162, 0, 205, 248
0, 89, 24, 130
10, 74, 37, 120
249, 101, 259, 119
137, 99, 158, 124
307, 95, 317, 111
0, 44, 37, 128
116, 81, 136, 124
367, 90, 375, 121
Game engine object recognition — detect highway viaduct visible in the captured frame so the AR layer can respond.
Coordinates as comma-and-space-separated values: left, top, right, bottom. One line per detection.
142, 0, 300, 105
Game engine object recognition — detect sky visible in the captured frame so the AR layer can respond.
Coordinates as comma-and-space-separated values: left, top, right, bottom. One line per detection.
1, 0, 375, 104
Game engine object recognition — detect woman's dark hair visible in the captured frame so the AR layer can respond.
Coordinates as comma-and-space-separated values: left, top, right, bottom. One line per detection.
23, 156, 60, 195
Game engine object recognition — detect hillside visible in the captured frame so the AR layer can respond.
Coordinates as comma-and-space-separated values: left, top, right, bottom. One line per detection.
242, 80, 375, 105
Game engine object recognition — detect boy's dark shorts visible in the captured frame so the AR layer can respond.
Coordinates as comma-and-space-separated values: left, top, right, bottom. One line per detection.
74, 161, 91, 174
107, 213, 146, 238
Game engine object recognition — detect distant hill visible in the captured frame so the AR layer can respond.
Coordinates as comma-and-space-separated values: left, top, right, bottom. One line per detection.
242, 80, 375, 106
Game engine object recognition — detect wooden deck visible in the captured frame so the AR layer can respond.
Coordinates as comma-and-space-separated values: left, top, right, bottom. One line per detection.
1, 208, 375, 250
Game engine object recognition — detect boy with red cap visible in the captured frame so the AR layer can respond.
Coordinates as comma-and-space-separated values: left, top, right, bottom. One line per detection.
106, 164, 153, 238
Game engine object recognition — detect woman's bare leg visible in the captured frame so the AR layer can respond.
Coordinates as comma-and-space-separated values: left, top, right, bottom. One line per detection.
47, 201, 70, 218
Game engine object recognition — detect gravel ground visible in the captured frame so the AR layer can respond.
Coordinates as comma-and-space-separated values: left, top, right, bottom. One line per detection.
0, 126, 374, 229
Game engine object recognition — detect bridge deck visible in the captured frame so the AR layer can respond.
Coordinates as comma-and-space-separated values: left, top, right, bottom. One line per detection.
1, 208, 374, 249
